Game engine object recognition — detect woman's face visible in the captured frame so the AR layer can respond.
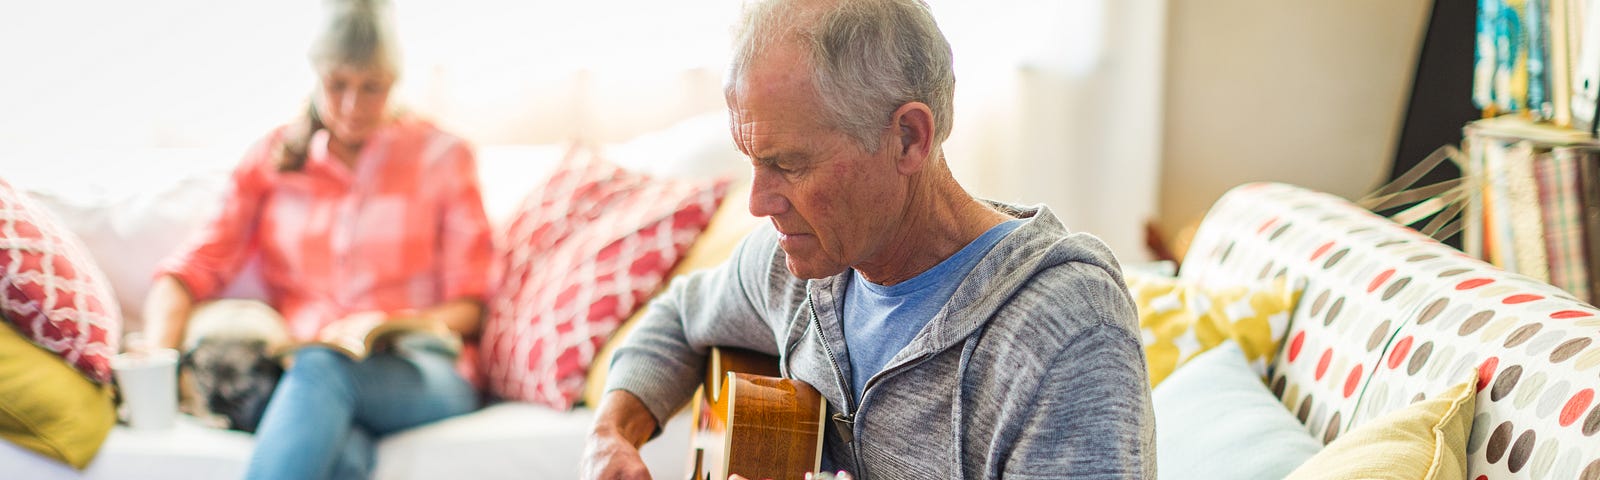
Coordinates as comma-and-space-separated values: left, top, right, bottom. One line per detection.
315, 64, 394, 146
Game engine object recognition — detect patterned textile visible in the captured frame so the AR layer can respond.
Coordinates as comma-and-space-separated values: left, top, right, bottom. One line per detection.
481, 147, 727, 408
156, 118, 494, 341
1183, 183, 1446, 444
1360, 274, 1600, 479
0, 178, 121, 382
1183, 182, 1600, 479
578, 181, 760, 408
1126, 271, 1299, 386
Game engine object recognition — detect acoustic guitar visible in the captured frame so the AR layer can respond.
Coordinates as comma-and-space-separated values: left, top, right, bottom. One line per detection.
687, 347, 827, 480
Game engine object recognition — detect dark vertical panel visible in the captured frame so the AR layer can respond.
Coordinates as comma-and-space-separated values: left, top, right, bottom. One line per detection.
1387, 0, 1477, 247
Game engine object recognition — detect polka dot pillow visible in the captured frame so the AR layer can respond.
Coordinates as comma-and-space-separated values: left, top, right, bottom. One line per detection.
1127, 271, 1300, 387
1182, 183, 1458, 444
1353, 273, 1600, 479
0, 178, 121, 383
1180, 182, 1600, 479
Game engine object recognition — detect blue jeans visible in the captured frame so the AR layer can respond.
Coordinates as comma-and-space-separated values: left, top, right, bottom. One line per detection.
245, 335, 479, 480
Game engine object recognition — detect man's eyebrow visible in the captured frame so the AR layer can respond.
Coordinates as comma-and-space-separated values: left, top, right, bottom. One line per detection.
753, 151, 809, 168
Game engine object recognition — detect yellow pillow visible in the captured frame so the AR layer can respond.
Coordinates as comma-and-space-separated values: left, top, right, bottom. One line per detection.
0, 319, 117, 469
1127, 272, 1300, 387
581, 181, 761, 407
1284, 375, 1477, 480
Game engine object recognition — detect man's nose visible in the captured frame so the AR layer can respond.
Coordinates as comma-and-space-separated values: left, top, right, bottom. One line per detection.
748, 174, 789, 218
748, 190, 790, 218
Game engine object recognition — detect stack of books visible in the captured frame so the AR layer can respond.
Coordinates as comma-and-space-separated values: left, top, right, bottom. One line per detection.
1463, 116, 1600, 304
1475, 0, 1600, 133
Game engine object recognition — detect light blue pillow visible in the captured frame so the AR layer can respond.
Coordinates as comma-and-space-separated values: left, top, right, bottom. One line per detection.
1152, 342, 1321, 480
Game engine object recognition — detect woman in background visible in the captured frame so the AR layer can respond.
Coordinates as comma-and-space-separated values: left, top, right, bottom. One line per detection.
141, 0, 492, 477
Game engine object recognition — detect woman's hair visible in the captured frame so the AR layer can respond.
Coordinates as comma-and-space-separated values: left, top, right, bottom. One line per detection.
275, 103, 327, 172
276, 0, 400, 172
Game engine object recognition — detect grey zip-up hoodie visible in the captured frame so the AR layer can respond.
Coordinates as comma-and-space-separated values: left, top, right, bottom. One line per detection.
606, 203, 1155, 479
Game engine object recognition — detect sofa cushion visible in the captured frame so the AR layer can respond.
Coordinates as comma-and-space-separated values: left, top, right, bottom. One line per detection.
580, 181, 759, 408
0, 178, 121, 383
481, 147, 728, 408
1285, 372, 1477, 480
9, 149, 269, 335
1181, 183, 1448, 444
1128, 271, 1300, 387
373, 403, 692, 479
0, 403, 695, 479
1182, 182, 1600, 479
598, 111, 746, 181
1352, 272, 1600, 478
0, 317, 116, 470
1152, 342, 1321, 480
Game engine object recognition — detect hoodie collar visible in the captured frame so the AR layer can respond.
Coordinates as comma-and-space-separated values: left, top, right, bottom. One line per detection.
809, 201, 1120, 362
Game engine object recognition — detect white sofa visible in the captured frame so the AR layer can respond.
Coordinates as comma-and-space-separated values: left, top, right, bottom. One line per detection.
4, 404, 691, 479
0, 112, 743, 479
1163, 183, 1600, 479
17, 125, 1600, 479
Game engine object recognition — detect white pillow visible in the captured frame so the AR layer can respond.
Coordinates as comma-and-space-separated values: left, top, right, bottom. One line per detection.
1152, 342, 1322, 480
475, 144, 567, 229
598, 111, 746, 181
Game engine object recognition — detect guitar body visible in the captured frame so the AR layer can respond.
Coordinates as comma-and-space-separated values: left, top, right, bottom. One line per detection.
689, 347, 826, 480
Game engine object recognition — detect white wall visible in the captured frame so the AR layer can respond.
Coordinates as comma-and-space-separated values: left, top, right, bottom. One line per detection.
941, 0, 1168, 264
1, 0, 1170, 263
1158, 1, 1433, 244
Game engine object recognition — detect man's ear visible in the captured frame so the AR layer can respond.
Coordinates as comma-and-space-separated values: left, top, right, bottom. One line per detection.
889, 102, 935, 175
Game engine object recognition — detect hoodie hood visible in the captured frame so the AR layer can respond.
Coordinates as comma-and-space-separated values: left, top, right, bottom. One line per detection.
812, 201, 1127, 369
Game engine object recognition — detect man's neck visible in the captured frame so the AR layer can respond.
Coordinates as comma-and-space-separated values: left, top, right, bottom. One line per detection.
854, 172, 1012, 286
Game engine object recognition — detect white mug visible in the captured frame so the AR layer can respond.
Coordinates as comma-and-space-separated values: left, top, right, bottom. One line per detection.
111, 348, 179, 430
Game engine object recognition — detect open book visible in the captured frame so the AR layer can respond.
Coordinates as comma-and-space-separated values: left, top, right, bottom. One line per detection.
284, 314, 460, 361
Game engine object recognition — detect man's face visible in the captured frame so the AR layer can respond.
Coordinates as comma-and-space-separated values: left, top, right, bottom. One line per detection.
727, 45, 904, 280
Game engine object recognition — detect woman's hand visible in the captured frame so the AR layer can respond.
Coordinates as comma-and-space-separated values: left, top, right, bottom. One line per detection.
318, 310, 391, 345
142, 275, 195, 350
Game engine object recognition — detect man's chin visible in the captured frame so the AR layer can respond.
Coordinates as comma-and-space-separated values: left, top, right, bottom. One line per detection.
783, 257, 847, 280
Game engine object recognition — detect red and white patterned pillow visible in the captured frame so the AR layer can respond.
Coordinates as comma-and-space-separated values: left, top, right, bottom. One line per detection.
480, 147, 729, 408
0, 178, 121, 383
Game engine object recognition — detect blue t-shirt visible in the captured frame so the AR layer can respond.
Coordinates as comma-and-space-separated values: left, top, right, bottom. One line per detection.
840, 219, 1023, 403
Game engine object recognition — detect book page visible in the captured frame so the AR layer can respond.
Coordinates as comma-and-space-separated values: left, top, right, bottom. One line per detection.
280, 313, 455, 361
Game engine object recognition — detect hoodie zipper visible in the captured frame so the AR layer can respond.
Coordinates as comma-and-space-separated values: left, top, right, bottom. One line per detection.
808, 291, 861, 466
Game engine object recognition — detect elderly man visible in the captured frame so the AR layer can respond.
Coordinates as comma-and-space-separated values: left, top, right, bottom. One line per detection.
581, 0, 1154, 478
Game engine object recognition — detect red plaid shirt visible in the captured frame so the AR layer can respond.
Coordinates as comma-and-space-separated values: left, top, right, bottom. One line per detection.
159, 118, 493, 341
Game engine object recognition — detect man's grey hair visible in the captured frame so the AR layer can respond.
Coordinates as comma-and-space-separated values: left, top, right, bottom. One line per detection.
730, 0, 956, 153
310, 0, 401, 78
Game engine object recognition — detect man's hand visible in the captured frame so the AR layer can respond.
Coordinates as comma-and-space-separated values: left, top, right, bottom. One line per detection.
581, 428, 652, 480
731, 472, 854, 480
581, 390, 660, 480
